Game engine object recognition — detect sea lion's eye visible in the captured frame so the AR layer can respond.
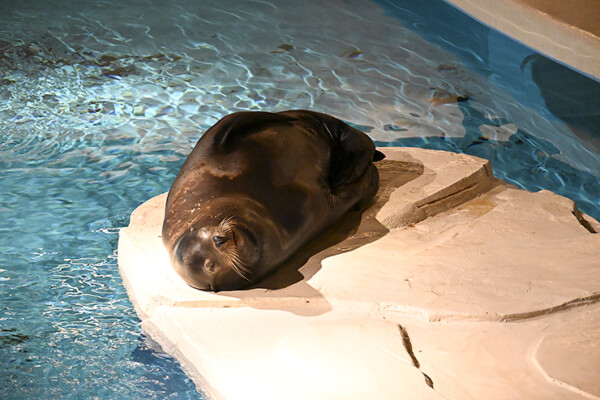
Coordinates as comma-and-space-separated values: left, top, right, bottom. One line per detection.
213, 235, 229, 247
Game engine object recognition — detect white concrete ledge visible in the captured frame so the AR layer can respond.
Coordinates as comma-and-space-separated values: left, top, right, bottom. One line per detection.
444, 0, 600, 79
118, 147, 600, 400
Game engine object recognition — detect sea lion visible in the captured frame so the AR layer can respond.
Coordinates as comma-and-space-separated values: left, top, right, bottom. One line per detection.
162, 110, 383, 291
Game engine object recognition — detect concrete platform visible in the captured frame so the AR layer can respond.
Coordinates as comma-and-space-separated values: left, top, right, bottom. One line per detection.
118, 147, 600, 400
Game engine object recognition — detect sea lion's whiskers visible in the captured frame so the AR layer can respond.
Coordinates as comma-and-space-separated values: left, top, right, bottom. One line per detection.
226, 247, 253, 283
232, 261, 253, 282
217, 216, 236, 237
216, 216, 253, 282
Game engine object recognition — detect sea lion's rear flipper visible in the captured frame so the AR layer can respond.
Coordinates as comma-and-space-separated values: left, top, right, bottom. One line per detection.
373, 149, 385, 162
314, 118, 379, 192
328, 126, 376, 190
283, 110, 380, 192
211, 111, 297, 151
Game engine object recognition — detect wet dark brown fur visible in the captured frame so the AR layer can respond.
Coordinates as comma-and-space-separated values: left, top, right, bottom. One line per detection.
162, 110, 382, 291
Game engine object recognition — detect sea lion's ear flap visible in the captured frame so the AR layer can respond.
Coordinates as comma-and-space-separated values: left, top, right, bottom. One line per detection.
211, 111, 297, 150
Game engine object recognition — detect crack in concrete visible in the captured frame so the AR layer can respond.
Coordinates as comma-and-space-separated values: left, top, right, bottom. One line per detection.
572, 206, 597, 234
398, 323, 420, 368
416, 182, 479, 210
398, 324, 434, 389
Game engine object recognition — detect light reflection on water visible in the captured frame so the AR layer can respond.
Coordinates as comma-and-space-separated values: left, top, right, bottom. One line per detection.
0, 0, 598, 398
0, 139, 196, 398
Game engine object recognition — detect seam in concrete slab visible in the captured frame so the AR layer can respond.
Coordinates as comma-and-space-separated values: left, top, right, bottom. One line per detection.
133, 289, 600, 323
379, 293, 600, 323
532, 337, 600, 400
499, 294, 600, 322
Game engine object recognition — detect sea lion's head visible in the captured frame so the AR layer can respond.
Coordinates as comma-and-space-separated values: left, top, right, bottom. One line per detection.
172, 217, 260, 291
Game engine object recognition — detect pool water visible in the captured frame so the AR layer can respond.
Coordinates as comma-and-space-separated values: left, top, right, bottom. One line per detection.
1, 0, 598, 398
373, 0, 600, 218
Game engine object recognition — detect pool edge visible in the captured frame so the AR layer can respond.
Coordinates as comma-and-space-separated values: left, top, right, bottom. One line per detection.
443, 0, 600, 80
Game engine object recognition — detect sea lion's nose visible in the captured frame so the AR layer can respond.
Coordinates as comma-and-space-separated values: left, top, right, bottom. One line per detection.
205, 276, 220, 292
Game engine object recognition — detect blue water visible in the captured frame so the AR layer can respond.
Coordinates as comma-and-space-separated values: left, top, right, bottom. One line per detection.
373, 0, 600, 219
0, 136, 196, 398
1, 0, 598, 398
